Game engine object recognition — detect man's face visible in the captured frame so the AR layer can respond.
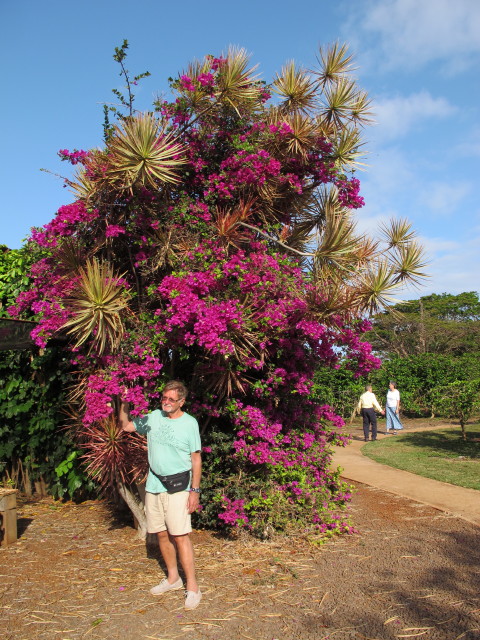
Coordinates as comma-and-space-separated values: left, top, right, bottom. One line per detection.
161, 390, 184, 416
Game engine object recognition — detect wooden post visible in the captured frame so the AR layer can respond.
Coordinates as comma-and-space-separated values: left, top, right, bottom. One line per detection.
0, 488, 17, 546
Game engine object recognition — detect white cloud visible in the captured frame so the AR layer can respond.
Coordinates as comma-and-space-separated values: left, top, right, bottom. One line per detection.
419, 236, 459, 255
456, 126, 480, 157
347, 0, 480, 72
372, 92, 456, 142
359, 148, 418, 208
354, 211, 389, 237
401, 235, 480, 297
419, 181, 471, 216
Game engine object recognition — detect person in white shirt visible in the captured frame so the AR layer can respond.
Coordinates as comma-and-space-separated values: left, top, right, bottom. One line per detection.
385, 381, 403, 434
357, 385, 385, 441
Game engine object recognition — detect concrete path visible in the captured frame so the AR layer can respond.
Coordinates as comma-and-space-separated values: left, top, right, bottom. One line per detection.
332, 428, 480, 527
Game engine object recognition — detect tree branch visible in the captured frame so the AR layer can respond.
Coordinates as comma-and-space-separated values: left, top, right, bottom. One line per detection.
237, 222, 313, 257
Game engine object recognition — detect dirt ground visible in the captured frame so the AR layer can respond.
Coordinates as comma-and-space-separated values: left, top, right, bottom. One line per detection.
2, 474, 479, 640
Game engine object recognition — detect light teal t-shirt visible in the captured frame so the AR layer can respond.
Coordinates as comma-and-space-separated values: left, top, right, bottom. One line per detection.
133, 410, 201, 494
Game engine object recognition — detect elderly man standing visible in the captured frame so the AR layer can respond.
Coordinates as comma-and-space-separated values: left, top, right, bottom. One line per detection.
357, 384, 385, 442
119, 380, 202, 610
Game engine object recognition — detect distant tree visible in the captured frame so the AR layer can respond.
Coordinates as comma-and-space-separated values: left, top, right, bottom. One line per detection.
365, 292, 480, 358
370, 352, 480, 417
429, 380, 480, 440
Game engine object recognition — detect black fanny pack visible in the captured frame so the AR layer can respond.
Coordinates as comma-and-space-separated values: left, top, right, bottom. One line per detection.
150, 468, 191, 494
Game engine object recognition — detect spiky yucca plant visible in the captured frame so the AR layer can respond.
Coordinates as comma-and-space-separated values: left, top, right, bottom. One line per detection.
61, 259, 131, 355
272, 61, 317, 113
81, 416, 147, 490
106, 113, 187, 189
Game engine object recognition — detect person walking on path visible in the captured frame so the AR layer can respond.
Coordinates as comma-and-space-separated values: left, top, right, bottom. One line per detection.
385, 380, 403, 434
357, 385, 385, 442
119, 380, 203, 611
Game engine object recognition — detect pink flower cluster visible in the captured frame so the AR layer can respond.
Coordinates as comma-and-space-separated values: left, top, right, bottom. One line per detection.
337, 176, 365, 209
156, 272, 243, 356
218, 496, 250, 528
83, 352, 162, 425
58, 149, 89, 165
30, 202, 99, 247
205, 150, 282, 199
105, 225, 126, 238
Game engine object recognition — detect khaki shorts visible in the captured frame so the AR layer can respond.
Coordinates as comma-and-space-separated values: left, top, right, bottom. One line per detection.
145, 491, 191, 536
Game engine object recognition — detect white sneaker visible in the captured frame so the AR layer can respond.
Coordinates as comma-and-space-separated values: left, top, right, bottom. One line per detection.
184, 589, 202, 610
150, 577, 183, 596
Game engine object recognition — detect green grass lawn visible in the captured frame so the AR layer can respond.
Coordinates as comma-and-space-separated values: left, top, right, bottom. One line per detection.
362, 423, 480, 490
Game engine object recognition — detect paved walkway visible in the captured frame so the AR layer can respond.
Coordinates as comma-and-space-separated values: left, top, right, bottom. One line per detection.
332, 427, 480, 527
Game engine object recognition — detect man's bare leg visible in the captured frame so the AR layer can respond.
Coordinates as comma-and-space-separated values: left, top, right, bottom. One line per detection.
157, 531, 181, 583
173, 533, 198, 592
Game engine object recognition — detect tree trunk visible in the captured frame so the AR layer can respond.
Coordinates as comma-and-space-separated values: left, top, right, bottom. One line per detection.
116, 480, 147, 539
460, 419, 467, 441
419, 300, 426, 353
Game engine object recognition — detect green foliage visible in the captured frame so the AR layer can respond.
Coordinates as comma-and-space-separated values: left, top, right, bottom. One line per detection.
0, 245, 95, 499
365, 292, 480, 358
311, 365, 364, 418
52, 451, 97, 500
194, 429, 353, 538
357, 292, 480, 428
0, 245, 34, 317
428, 380, 480, 440
104, 38, 151, 132
0, 348, 70, 486
369, 352, 480, 418
363, 424, 480, 488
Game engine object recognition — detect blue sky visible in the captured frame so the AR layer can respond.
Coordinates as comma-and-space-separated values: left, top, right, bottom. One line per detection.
1, 0, 479, 298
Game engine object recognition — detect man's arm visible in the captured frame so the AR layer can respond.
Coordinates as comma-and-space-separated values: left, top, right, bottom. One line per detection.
372, 395, 385, 415
356, 395, 363, 413
119, 401, 136, 433
187, 451, 202, 514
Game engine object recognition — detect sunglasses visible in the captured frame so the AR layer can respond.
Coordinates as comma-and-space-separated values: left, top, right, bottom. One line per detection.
161, 395, 182, 403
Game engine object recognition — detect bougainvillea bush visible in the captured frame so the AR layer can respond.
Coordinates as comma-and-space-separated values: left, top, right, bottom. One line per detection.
10, 42, 426, 538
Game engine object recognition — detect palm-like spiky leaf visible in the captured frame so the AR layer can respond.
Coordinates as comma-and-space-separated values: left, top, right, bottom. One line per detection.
68, 150, 110, 202
330, 127, 367, 171
277, 111, 323, 157
56, 239, 86, 273
215, 47, 261, 112
315, 42, 355, 87
319, 78, 359, 130
199, 359, 249, 399
176, 58, 216, 109
307, 278, 360, 320
391, 242, 429, 286
213, 199, 255, 248
69, 167, 96, 202
61, 259, 131, 355
349, 89, 375, 127
106, 113, 187, 189
148, 228, 178, 272
358, 260, 400, 314
272, 61, 317, 113
313, 211, 366, 277
380, 218, 417, 248
81, 415, 147, 490
298, 186, 342, 233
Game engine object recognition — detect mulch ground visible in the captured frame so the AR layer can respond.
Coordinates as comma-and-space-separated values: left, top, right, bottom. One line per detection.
2, 481, 479, 640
